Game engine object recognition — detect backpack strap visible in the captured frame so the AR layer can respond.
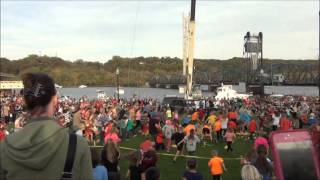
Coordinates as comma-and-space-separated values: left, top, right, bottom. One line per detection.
61, 133, 77, 180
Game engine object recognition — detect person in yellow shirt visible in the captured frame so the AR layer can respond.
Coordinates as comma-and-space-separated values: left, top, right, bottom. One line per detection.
207, 112, 217, 127
166, 108, 172, 119
208, 150, 227, 180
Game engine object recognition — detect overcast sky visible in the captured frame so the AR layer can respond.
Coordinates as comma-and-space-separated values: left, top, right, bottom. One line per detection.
0, 1, 318, 62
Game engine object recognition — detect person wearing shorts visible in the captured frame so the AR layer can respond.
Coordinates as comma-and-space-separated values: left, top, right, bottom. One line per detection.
208, 150, 227, 180
202, 124, 212, 142
172, 127, 185, 162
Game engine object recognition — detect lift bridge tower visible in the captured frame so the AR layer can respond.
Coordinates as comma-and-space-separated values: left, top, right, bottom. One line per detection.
182, 13, 189, 76
182, 0, 197, 100
243, 31, 264, 95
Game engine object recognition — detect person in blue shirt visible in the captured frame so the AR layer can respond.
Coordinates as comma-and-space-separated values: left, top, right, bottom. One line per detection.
182, 115, 191, 127
308, 112, 317, 126
91, 148, 108, 180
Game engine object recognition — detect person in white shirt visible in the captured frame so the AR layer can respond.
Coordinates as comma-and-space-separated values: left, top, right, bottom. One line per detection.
272, 111, 281, 131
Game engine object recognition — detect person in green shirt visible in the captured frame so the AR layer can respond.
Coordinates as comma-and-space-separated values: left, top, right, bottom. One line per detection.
127, 119, 135, 138
118, 115, 128, 141
0, 73, 93, 180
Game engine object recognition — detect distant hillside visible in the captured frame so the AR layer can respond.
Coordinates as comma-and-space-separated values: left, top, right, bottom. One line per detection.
0, 55, 318, 86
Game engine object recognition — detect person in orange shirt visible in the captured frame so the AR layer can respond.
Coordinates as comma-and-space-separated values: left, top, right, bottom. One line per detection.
228, 110, 237, 123
214, 120, 222, 141
191, 111, 199, 121
279, 115, 292, 131
248, 119, 257, 139
184, 123, 196, 135
208, 150, 227, 180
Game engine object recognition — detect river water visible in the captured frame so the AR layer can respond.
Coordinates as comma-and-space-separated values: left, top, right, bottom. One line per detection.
57, 86, 319, 100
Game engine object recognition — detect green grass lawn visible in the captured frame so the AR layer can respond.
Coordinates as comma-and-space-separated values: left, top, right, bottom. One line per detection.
91, 135, 253, 180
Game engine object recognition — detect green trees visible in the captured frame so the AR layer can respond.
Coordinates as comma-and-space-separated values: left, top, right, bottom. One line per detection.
0, 55, 317, 86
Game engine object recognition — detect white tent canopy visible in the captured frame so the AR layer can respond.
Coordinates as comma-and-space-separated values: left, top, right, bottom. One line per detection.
0, 81, 23, 89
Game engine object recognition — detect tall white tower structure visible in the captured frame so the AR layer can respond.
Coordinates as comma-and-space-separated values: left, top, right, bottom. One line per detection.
185, 0, 196, 99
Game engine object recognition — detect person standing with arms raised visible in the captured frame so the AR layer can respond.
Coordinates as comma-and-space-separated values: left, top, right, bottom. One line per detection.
0, 73, 93, 180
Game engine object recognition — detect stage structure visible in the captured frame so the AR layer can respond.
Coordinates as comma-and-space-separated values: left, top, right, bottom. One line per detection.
243, 31, 264, 95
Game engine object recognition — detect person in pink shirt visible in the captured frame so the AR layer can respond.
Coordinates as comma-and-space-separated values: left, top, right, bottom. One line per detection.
254, 135, 269, 150
173, 110, 179, 121
224, 127, 236, 152
104, 127, 121, 144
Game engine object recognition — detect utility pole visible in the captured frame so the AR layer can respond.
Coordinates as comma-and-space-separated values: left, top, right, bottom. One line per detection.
259, 32, 264, 96
116, 68, 120, 103
186, 0, 196, 100
271, 63, 273, 86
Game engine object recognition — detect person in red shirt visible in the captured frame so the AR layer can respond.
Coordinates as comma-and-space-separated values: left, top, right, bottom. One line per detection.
0, 122, 7, 141
140, 138, 154, 153
228, 111, 237, 122
248, 119, 257, 139
155, 131, 164, 151
198, 108, 205, 121
279, 115, 292, 131
85, 120, 94, 142
228, 120, 237, 131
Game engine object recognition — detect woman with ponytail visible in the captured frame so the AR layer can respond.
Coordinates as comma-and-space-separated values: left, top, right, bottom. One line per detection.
0, 73, 93, 180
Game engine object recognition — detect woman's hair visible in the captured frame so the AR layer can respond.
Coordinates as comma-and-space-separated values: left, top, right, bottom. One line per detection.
22, 73, 56, 111
90, 148, 101, 168
101, 140, 119, 164
241, 164, 262, 180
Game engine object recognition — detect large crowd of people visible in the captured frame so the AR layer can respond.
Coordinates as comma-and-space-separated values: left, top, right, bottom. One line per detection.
0, 72, 319, 180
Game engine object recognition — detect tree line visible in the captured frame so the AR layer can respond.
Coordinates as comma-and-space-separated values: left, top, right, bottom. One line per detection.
0, 55, 317, 86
